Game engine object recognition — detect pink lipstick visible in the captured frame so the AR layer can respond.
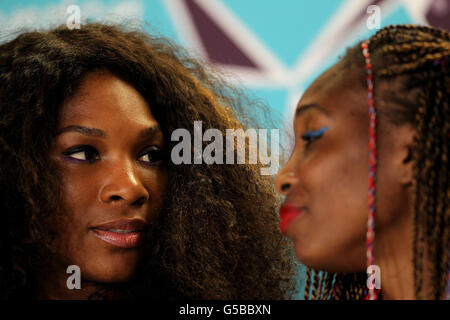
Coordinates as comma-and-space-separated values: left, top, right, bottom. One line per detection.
90, 219, 147, 248
279, 204, 304, 234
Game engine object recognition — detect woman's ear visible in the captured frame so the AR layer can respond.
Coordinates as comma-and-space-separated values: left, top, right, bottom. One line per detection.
394, 124, 416, 186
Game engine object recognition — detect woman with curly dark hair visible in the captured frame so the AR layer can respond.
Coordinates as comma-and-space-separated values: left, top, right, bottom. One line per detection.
0, 23, 296, 299
275, 24, 449, 300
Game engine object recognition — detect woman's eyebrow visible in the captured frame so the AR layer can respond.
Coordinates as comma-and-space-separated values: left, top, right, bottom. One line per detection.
295, 103, 328, 118
137, 125, 162, 140
57, 124, 162, 139
58, 125, 106, 138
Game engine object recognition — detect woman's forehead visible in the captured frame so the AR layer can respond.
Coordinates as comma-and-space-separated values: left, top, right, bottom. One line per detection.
298, 67, 367, 119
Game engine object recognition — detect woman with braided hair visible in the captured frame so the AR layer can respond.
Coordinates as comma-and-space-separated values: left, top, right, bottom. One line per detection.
275, 24, 449, 300
0, 23, 296, 299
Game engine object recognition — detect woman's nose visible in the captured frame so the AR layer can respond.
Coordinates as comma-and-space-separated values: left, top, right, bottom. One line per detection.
274, 170, 299, 196
98, 160, 149, 206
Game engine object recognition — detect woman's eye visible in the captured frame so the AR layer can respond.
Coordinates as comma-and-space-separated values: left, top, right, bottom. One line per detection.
301, 126, 329, 148
138, 146, 165, 166
62, 145, 100, 162
301, 134, 315, 148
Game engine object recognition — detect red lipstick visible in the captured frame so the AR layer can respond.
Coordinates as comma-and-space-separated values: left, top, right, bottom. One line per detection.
279, 204, 304, 234
90, 219, 148, 248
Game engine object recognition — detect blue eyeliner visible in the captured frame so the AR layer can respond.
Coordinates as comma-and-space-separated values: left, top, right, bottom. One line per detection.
301, 126, 329, 148
302, 126, 329, 138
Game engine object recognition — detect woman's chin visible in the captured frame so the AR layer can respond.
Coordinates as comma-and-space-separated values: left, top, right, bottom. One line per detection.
81, 260, 139, 284
293, 242, 320, 268
84, 270, 136, 284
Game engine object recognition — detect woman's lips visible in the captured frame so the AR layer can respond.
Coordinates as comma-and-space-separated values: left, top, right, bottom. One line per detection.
279, 204, 304, 234
90, 218, 147, 249
91, 229, 144, 248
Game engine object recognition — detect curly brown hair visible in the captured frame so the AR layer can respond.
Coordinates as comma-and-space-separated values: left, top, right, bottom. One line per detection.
0, 23, 297, 299
302, 24, 449, 300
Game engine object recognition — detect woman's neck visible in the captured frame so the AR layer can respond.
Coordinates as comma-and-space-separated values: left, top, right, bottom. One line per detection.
375, 215, 414, 299
374, 206, 434, 300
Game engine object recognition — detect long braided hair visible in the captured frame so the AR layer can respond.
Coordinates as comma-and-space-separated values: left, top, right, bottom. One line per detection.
303, 24, 450, 300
